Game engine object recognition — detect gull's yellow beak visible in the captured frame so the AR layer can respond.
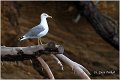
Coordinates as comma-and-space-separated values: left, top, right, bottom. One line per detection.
48, 16, 52, 18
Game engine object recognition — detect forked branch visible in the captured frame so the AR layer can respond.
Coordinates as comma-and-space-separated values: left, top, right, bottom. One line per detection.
1, 42, 91, 79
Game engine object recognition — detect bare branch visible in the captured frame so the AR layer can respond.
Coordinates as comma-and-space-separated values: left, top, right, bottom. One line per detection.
37, 56, 55, 79
1, 42, 59, 61
1, 42, 91, 79
51, 54, 64, 70
56, 54, 91, 79
74, 1, 119, 50
1, 45, 45, 56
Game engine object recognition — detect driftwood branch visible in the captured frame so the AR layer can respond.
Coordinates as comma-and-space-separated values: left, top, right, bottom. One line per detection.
51, 54, 64, 70
37, 56, 55, 79
1, 42, 91, 79
56, 54, 91, 79
74, 1, 119, 50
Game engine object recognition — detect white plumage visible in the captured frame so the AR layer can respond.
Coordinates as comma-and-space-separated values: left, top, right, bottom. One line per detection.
20, 13, 52, 44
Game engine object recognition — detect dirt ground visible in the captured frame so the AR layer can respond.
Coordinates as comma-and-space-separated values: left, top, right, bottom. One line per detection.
1, 1, 119, 79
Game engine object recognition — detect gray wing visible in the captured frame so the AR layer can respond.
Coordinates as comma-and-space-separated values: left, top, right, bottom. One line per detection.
24, 25, 45, 37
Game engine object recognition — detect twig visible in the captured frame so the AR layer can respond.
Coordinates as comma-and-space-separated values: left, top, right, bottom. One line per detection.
74, 14, 81, 23
37, 56, 55, 79
51, 54, 63, 70
56, 54, 91, 79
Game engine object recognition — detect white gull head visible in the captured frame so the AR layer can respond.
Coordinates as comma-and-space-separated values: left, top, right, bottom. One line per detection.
41, 13, 52, 19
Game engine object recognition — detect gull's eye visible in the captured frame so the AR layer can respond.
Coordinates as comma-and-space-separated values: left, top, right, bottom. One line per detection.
45, 14, 47, 16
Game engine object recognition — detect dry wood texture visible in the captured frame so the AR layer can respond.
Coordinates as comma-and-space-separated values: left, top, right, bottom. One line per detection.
1, 42, 91, 79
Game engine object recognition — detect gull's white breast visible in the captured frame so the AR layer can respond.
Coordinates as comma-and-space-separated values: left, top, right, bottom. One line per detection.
38, 20, 49, 37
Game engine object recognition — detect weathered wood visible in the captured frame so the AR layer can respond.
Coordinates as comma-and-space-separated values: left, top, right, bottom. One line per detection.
56, 54, 91, 79
1, 42, 91, 79
1, 42, 62, 61
74, 1, 119, 50
37, 56, 55, 79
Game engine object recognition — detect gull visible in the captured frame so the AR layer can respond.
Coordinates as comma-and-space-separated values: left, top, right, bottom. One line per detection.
19, 13, 52, 44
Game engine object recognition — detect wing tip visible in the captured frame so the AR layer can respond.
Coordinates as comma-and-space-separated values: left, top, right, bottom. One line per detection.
19, 36, 26, 41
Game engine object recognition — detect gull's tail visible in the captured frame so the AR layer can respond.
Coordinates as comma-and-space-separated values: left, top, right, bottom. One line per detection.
19, 36, 26, 41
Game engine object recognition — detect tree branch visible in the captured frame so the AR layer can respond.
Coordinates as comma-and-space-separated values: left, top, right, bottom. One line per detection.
37, 56, 55, 79
1, 42, 91, 79
51, 54, 64, 70
74, 1, 119, 50
55, 54, 91, 79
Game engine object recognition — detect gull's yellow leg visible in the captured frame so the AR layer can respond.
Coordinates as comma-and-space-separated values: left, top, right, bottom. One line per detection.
39, 38, 43, 45
38, 38, 42, 45
38, 38, 40, 45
